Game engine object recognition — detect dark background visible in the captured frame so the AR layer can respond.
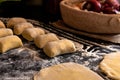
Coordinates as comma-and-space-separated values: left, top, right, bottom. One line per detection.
0, 0, 62, 23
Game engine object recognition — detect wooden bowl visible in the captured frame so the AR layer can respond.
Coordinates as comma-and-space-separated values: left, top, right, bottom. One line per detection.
60, 0, 120, 34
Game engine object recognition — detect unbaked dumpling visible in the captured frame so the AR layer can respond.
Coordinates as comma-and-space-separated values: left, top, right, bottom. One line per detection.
0, 35, 23, 53
34, 62, 104, 80
34, 33, 59, 48
22, 27, 45, 41
0, 28, 13, 38
99, 52, 120, 80
43, 39, 76, 57
7, 17, 27, 28
14, 22, 34, 35
0, 20, 5, 28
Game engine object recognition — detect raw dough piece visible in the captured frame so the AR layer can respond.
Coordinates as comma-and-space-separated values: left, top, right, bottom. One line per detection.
100, 52, 120, 80
22, 27, 45, 41
14, 22, 34, 35
7, 17, 27, 28
0, 35, 23, 53
43, 39, 76, 57
0, 28, 13, 38
34, 62, 104, 80
34, 33, 59, 48
0, 20, 5, 28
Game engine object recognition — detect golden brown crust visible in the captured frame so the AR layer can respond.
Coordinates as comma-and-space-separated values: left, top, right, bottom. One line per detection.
60, 0, 120, 34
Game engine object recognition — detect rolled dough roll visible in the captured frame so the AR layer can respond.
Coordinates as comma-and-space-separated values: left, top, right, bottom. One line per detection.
34, 33, 59, 48
34, 62, 104, 80
22, 27, 45, 41
0, 35, 23, 53
7, 17, 27, 28
43, 39, 76, 57
14, 22, 34, 35
0, 20, 5, 28
0, 28, 13, 38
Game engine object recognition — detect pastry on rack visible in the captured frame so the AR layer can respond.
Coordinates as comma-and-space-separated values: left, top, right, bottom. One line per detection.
0, 35, 23, 53
0, 20, 5, 28
43, 39, 76, 57
34, 33, 59, 48
7, 17, 27, 28
0, 28, 13, 38
13, 22, 34, 35
22, 27, 45, 41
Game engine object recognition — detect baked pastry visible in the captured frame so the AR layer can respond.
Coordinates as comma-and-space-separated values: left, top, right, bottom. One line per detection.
99, 52, 120, 80
34, 33, 59, 48
60, 0, 120, 34
0, 20, 5, 28
7, 17, 27, 28
34, 62, 104, 80
0, 28, 13, 38
22, 27, 45, 41
14, 22, 34, 35
43, 39, 76, 57
0, 35, 23, 53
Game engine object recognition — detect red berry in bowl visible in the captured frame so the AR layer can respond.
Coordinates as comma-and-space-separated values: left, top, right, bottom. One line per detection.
102, 6, 119, 14
105, 0, 120, 10
83, 0, 102, 12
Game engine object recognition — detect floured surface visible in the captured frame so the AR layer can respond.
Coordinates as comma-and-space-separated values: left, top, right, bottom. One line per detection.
34, 62, 104, 80
0, 18, 119, 80
100, 52, 120, 80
